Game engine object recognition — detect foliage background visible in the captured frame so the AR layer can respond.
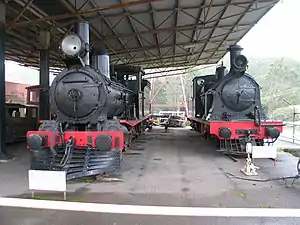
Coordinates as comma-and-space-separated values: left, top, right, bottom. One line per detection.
150, 57, 300, 121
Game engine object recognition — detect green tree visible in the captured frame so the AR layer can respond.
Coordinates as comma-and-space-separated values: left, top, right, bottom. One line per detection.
150, 57, 300, 121
155, 86, 168, 104
152, 79, 168, 105
248, 57, 300, 121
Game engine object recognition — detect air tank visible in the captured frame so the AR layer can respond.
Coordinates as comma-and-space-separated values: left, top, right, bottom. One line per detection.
91, 45, 110, 79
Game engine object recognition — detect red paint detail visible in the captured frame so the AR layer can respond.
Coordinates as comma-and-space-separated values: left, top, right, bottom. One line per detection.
120, 114, 152, 127
26, 131, 124, 149
5, 81, 29, 104
210, 121, 283, 139
189, 117, 283, 140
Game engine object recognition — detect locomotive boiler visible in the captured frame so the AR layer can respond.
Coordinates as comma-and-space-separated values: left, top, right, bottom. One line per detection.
188, 45, 283, 155
51, 23, 131, 130
26, 21, 151, 180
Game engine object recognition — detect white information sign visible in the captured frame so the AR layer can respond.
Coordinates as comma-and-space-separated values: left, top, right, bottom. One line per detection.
252, 146, 277, 159
28, 170, 67, 192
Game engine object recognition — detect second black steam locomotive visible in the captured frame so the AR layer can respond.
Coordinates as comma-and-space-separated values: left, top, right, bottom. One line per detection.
26, 21, 152, 180
188, 45, 283, 155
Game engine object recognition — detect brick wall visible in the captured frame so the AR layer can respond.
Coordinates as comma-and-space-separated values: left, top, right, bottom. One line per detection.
5, 82, 30, 104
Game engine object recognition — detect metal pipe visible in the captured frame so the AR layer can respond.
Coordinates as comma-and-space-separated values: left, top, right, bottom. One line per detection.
76, 21, 90, 66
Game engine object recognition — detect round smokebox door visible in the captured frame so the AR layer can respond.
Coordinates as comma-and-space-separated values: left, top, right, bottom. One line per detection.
221, 76, 257, 112
54, 71, 100, 119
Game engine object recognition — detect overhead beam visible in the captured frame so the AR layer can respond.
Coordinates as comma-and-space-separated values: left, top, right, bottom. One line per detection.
117, 0, 146, 61
12, 0, 68, 35
152, 103, 184, 108
103, 22, 254, 40
58, 0, 126, 63
98, 0, 278, 18
206, 1, 278, 63
186, 0, 205, 62
112, 48, 227, 65
101, 3, 274, 42
1, 0, 279, 70
149, 2, 162, 63
88, 0, 135, 60
145, 64, 216, 78
5, 0, 163, 28
194, 0, 232, 65
146, 67, 193, 75
145, 61, 218, 69
12, 0, 34, 23
111, 37, 238, 55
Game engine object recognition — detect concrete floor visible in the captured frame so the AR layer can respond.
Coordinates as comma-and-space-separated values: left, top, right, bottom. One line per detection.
1, 127, 300, 224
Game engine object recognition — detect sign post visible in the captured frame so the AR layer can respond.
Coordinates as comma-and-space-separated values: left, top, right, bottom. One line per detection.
28, 170, 67, 200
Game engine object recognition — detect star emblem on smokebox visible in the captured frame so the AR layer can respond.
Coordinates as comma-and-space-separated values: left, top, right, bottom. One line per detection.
68, 89, 81, 101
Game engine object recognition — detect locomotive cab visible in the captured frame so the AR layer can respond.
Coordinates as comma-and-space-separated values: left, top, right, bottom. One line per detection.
192, 75, 216, 118
111, 65, 151, 120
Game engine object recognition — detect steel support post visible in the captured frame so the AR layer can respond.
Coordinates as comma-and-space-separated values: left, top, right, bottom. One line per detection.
38, 30, 50, 120
0, 1, 8, 160
293, 108, 295, 143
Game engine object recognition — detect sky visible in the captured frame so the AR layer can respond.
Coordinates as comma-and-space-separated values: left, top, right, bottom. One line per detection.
239, 0, 300, 59
4, 0, 299, 85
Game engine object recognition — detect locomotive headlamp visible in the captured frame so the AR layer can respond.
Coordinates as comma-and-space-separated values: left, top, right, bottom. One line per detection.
60, 33, 85, 57
196, 79, 204, 86
233, 54, 248, 71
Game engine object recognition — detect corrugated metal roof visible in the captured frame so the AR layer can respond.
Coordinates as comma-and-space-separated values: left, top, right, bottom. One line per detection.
4, 0, 279, 70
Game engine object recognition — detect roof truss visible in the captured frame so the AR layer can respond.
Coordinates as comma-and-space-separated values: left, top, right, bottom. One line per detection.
2, 0, 279, 70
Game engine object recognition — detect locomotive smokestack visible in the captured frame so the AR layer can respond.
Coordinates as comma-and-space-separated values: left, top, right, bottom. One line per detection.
75, 21, 90, 66
228, 45, 242, 70
91, 45, 110, 78
228, 44, 248, 73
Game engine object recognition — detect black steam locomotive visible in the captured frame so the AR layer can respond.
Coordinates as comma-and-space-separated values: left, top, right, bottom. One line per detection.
27, 21, 152, 180
188, 45, 283, 155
